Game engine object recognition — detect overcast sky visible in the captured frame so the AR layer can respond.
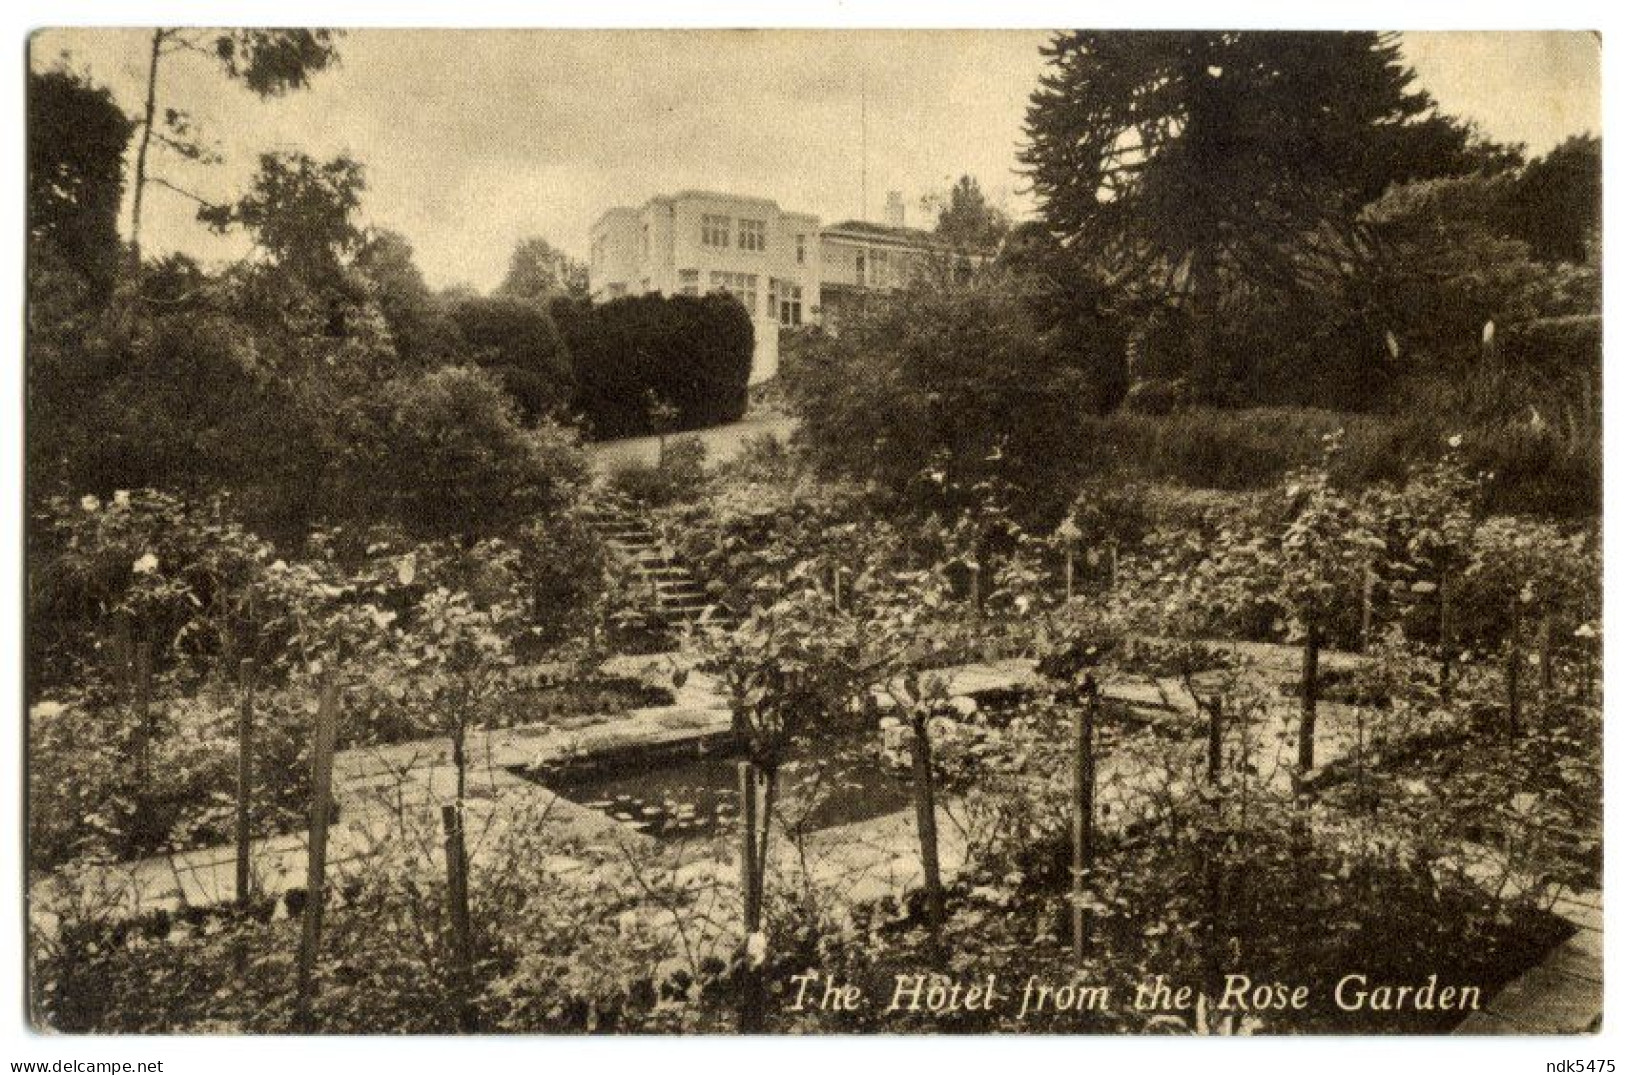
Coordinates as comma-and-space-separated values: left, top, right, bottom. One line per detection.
32, 29, 1601, 293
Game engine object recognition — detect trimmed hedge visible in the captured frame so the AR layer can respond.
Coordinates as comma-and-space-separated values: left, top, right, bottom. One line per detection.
553, 293, 752, 440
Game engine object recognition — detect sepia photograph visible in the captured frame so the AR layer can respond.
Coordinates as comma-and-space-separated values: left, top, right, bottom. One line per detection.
19, 20, 1605, 1044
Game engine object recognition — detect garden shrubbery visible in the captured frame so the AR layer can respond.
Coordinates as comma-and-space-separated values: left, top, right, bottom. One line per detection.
25, 476, 617, 869
553, 292, 753, 439
331, 365, 588, 539
783, 271, 1114, 528
603, 433, 711, 508
447, 295, 575, 422
982, 405, 1597, 520
28, 426, 1604, 1033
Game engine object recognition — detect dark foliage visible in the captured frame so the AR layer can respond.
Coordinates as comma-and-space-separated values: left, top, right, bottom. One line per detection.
1503, 134, 1601, 262
930, 174, 1011, 250
1023, 32, 1439, 298
27, 67, 133, 303
783, 272, 1105, 527
448, 295, 574, 421
199, 151, 366, 290
211, 29, 342, 98
1022, 32, 1507, 403
352, 229, 463, 366
997, 222, 1131, 411
330, 366, 587, 539
553, 292, 752, 439
496, 236, 589, 302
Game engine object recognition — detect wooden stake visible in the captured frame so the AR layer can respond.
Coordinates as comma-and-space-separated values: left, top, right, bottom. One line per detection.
1439, 574, 1455, 706
738, 761, 760, 930
441, 804, 476, 1032
1298, 619, 1320, 773
1538, 612, 1555, 697
737, 760, 763, 1033
294, 675, 340, 1031
909, 712, 946, 933
1071, 678, 1098, 965
130, 640, 155, 846
1206, 695, 1224, 785
133, 641, 154, 785
1064, 546, 1075, 603
235, 658, 255, 907
1360, 563, 1376, 653
1506, 597, 1522, 741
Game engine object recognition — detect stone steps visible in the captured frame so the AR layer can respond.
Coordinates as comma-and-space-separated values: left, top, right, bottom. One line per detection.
585, 494, 736, 630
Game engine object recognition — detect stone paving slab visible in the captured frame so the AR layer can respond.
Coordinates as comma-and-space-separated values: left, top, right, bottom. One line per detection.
24, 641, 1367, 930
1470, 959, 1601, 1034
37, 636, 1597, 1038
1455, 1009, 1525, 1035
1452, 887, 1603, 1035
1554, 893, 1605, 933
1540, 938, 1604, 985
1565, 919, 1604, 961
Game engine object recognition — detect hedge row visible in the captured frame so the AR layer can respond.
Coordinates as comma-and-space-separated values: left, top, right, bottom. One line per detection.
552, 293, 753, 440
1065, 406, 1599, 520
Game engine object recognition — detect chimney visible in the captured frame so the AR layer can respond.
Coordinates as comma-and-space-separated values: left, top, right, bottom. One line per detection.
884, 191, 905, 228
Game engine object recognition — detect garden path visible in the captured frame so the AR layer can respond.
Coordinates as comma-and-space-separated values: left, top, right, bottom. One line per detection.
1454, 888, 1602, 1034
35, 635, 1599, 1034
588, 415, 797, 473
25, 646, 1200, 924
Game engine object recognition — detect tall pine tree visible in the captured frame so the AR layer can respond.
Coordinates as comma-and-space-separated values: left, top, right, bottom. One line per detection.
1021, 32, 1458, 397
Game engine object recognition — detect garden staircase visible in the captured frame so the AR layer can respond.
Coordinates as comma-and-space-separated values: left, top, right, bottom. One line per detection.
583, 492, 734, 631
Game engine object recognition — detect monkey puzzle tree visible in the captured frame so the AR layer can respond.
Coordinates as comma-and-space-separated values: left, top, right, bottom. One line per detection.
1020, 31, 1446, 399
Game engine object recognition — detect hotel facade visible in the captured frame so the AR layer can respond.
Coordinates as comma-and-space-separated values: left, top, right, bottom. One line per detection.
588, 190, 988, 383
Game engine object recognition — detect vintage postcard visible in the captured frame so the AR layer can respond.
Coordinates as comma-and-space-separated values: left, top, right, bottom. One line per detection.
22, 25, 1602, 1044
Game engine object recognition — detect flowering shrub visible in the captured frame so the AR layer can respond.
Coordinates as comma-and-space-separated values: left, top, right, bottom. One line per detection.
654, 477, 895, 616
27, 485, 614, 866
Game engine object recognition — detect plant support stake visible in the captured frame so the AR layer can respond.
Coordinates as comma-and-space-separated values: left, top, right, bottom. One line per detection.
1071, 676, 1098, 964
1298, 620, 1320, 773
235, 658, 255, 906
442, 803, 476, 1031
737, 759, 764, 1033
294, 675, 340, 1031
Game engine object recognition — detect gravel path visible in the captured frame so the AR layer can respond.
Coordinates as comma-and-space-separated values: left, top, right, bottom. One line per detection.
588, 415, 797, 472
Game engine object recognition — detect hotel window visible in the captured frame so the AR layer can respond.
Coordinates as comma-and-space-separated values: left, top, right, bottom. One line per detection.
779, 284, 803, 327
855, 252, 866, 287
678, 269, 699, 296
702, 214, 731, 247
709, 271, 758, 314
795, 234, 806, 264
872, 250, 890, 287
738, 218, 766, 252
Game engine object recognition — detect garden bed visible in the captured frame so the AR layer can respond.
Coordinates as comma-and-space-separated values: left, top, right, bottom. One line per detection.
779, 834, 1576, 1035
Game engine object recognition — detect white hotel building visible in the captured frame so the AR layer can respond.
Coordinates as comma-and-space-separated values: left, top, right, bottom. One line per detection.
588, 190, 986, 383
